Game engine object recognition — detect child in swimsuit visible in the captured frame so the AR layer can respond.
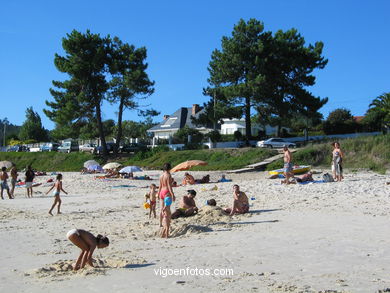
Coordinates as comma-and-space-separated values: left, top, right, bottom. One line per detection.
161, 196, 172, 238
47, 174, 68, 216
146, 183, 157, 219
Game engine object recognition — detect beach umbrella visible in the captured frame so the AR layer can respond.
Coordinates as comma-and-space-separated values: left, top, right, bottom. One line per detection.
87, 164, 104, 172
119, 166, 143, 173
171, 160, 208, 173
102, 162, 122, 170
0, 161, 13, 169
84, 160, 100, 168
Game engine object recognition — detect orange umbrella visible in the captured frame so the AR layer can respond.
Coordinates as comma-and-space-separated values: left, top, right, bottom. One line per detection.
171, 160, 208, 173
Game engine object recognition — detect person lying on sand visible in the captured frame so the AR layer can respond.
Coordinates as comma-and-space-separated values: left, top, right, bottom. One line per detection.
171, 190, 198, 219
195, 174, 210, 184
224, 184, 249, 216
295, 171, 314, 183
182, 172, 195, 185
67, 229, 109, 270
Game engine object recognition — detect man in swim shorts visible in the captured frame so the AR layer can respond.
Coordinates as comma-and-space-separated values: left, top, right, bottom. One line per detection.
171, 189, 198, 219
282, 146, 294, 185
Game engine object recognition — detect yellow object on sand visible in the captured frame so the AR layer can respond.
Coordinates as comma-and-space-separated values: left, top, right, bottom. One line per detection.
201, 187, 207, 192
268, 165, 311, 175
143, 202, 150, 209
210, 185, 218, 191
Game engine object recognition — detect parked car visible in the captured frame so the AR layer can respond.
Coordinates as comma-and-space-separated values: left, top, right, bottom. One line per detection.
58, 141, 79, 153
96, 142, 118, 154
7, 145, 29, 152
41, 142, 60, 152
79, 143, 97, 153
119, 143, 147, 153
256, 138, 296, 148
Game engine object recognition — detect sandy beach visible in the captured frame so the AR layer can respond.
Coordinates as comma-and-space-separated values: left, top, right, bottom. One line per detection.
1, 169, 390, 292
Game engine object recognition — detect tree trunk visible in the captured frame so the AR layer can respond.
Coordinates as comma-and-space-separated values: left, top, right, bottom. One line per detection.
115, 98, 124, 154
245, 96, 252, 145
95, 102, 107, 157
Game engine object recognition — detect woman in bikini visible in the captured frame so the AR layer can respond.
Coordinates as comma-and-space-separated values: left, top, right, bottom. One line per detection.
158, 163, 175, 227
66, 229, 109, 270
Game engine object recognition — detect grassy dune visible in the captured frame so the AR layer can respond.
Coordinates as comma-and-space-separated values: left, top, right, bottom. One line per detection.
0, 134, 388, 173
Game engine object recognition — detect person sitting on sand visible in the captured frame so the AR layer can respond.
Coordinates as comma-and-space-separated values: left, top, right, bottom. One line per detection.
66, 229, 109, 270
218, 174, 232, 182
106, 168, 120, 178
224, 185, 249, 216
182, 172, 195, 185
171, 190, 199, 219
0, 167, 13, 200
47, 174, 68, 216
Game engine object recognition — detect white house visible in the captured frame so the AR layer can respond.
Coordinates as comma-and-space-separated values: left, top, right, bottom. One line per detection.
221, 118, 286, 136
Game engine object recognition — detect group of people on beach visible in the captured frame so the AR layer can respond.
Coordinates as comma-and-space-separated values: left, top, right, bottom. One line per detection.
142, 162, 249, 238
0, 164, 35, 199
281, 141, 345, 185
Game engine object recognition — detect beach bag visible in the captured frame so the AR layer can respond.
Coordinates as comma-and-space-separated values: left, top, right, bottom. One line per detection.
322, 173, 334, 182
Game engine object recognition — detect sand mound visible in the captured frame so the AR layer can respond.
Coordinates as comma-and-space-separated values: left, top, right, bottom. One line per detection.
170, 224, 213, 237
30, 257, 147, 279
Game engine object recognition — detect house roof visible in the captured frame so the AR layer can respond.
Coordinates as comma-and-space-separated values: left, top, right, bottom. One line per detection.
147, 106, 215, 132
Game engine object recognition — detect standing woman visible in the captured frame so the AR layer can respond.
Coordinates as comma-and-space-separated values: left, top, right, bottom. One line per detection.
67, 229, 109, 270
25, 165, 35, 198
332, 142, 344, 182
157, 163, 175, 228
10, 164, 18, 198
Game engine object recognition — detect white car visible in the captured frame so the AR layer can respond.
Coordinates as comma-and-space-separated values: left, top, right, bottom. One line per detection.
256, 138, 296, 148
79, 143, 97, 153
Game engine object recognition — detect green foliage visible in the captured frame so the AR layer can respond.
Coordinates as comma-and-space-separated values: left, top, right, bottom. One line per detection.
173, 126, 203, 144
107, 37, 155, 147
18, 107, 49, 142
323, 108, 358, 134
205, 130, 221, 143
0, 152, 103, 172
233, 130, 242, 141
125, 148, 274, 171
363, 93, 390, 132
0, 118, 21, 146
208, 19, 328, 138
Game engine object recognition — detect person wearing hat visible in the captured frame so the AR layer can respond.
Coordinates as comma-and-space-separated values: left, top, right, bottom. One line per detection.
171, 189, 198, 219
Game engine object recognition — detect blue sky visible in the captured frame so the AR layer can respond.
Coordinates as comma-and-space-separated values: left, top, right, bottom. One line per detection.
0, 0, 389, 129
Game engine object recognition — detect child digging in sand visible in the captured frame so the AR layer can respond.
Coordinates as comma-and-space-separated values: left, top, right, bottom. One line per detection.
66, 229, 109, 270
47, 174, 68, 215
145, 183, 157, 219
